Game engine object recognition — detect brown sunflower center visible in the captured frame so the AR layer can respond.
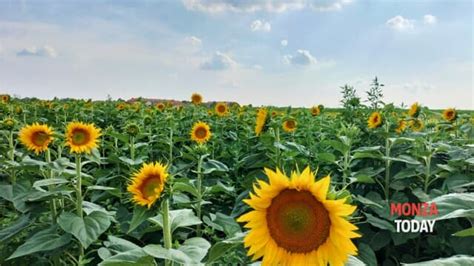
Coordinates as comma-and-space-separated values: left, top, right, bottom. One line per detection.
71, 129, 90, 145
195, 126, 208, 139
266, 189, 330, 253
446, 111, 454, 118
373, 116, 379, 123
192, 95, 202, 103
32, 131, 50, 146
286, 120, 296, 129
217, 105, 226, 113
139, 175, 162, 198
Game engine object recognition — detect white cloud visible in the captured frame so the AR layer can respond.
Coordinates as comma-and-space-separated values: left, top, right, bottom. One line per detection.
386, 15, 415, 31
281, 39, 288, 46
423, 14, 437, 25
183, 0, 352, 13
283, 49, 317, 66
185, 36, 202, 46
250, 19, 271, 32
252, 64, 263, 70
16, 45, 57, 57
200, 51, 237, 70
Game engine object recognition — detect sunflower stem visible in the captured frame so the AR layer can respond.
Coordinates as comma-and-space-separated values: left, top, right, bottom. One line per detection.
162, 198, 173, 266
8, 129, 16, 184
384, 124, 392, 201
196, 154, 204, 237
75, 154, 84, 259
169, 127, 173, 165
130, 136, 135, 161
46, 149, 57, 223
275, 127, 281, 168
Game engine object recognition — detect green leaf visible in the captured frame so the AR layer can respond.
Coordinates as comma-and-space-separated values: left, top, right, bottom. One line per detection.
365, 213, 395, 232
173, 181, 199, 198
453, 227, 474, 237
317, 152, 336, 163
177, 237, 211, 263
415, 193, 474, 221
87, 185, 119, 192
393, 167, 419, 180
402, 255, 474, 265
357, 243, 377, 266
143, 237, 210, 264
206, 233, 244, 264
346, 255, 366, 266
148, 209, 201, 233
202, 159, 229, 174
33, 178, 69, 188
58, 211, 112, 248
0, 214, 33, 242
99, 249, 154, 266
7, 226, 71, 260
128, 206, 153, 233
325, 139, 349, 154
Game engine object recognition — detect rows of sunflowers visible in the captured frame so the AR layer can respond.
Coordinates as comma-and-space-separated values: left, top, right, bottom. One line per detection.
0, 90, 473, 265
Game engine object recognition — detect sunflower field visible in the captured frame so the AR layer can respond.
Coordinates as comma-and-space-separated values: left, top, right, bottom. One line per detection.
0, 89, 473, 266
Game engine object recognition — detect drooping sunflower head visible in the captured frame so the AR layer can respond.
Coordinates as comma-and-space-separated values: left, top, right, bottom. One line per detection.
19, 123, 54, 154
1, 94, 10, 103
367, 111, 383, 129
156, 102, 166, 111
410, 119, 424, 132
282, 119, 297, 133
238, 167, 360, 265
190, 121, 211, 144
255, 108, 268, 136
127, 162, 169, 208
442, 108, 457, 122
215, 102, 229, 117
311, 105, 321, 116
65, 122, 101, 154
2, 117, 16, 130
191, 93, 203, 105
395, 120, 407, 134
408, 102, 420, 118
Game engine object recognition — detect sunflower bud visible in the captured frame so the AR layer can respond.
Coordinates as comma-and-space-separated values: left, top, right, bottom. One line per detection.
2, 117, 16, 130
125, 123, 140, 137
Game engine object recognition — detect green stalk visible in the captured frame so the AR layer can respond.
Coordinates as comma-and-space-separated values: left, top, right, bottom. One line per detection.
130, 136, 135, 161
423, 140, 433, 193
75, 155, 84, 259
275, 127, 281, 168
196, 155, 204, 237
162, 198, 173, 266
169, 128, 173, 165
46, 149, 57, 223
8, 130, 16, 184
384, 125, 392, 201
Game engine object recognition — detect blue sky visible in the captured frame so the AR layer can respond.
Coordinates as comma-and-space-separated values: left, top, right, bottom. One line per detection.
0, 0, 472, 108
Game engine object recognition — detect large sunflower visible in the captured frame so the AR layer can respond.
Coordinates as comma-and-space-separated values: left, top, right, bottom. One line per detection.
238, 167, 360, 265
19, 123, 54, 154
282, 119, 297, 133
311, 105, 321, 116
190, 121, 211, 144
255, 108, 267, 136
127, 162, 169, 208
367, 112, 383, 129
215, 102, 229, 117
408, 102, 420, 118
191, 93, 203, 105
442, 108, 457, 122
65, 122, 101, 154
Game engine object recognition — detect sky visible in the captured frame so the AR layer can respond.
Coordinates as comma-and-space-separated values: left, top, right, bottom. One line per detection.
0, 0, 472, 109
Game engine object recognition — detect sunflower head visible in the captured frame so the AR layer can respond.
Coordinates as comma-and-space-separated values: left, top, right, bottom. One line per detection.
19, 123, 54, 154
191, 93, 203, 105
127, 162, 169, 208
156, 102, 166, 111
311, 105, 321, 116
442, 108, 457, 122
116, 103, 127, 111
215, 102, 229, 117
190, 121, 211, 144
1, 94, 10, 103
367, 111, 383, 129
408, 102, 420, 118
143, 115, 153, 125
255, 108, 268, 136
124, 123, 140, 137
65, 122, 101, 154
395, 120, 407, 134
410, 119, 424, 132
15, 106, 23, 114
271, 111, 278, 117
238, 167, 360, 265
282, 119, 297, 133
2, 117, 16, 130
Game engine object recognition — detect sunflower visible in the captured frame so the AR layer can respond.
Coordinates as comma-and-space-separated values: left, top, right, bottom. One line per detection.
271, 111, 278, 117
65, 122, 101, 154
282, 119, 297, 133
410, 119, 424, 132
311, 105, 321, 116
19, 123, 54, 154
395, 120, 407, 134
2, 118, 16, 130
116, 103, 127, 111
127, 162, 169, 208
408, 102, 420, 118
442, 108, 457, 122
215, 102, 229, 117
190, 121, 211, 144
367, 112, 383, 129
1, 94, 10, 103
255, 108, 268, 136
238, 167, 360, 265
191, 93, 203, 105
156, 102, 165, 112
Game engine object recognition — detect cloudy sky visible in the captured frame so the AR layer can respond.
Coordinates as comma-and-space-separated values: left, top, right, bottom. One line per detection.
0, 0, 472, 108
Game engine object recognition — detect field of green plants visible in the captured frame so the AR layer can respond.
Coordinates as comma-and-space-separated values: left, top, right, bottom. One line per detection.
1, 83, 473, 265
